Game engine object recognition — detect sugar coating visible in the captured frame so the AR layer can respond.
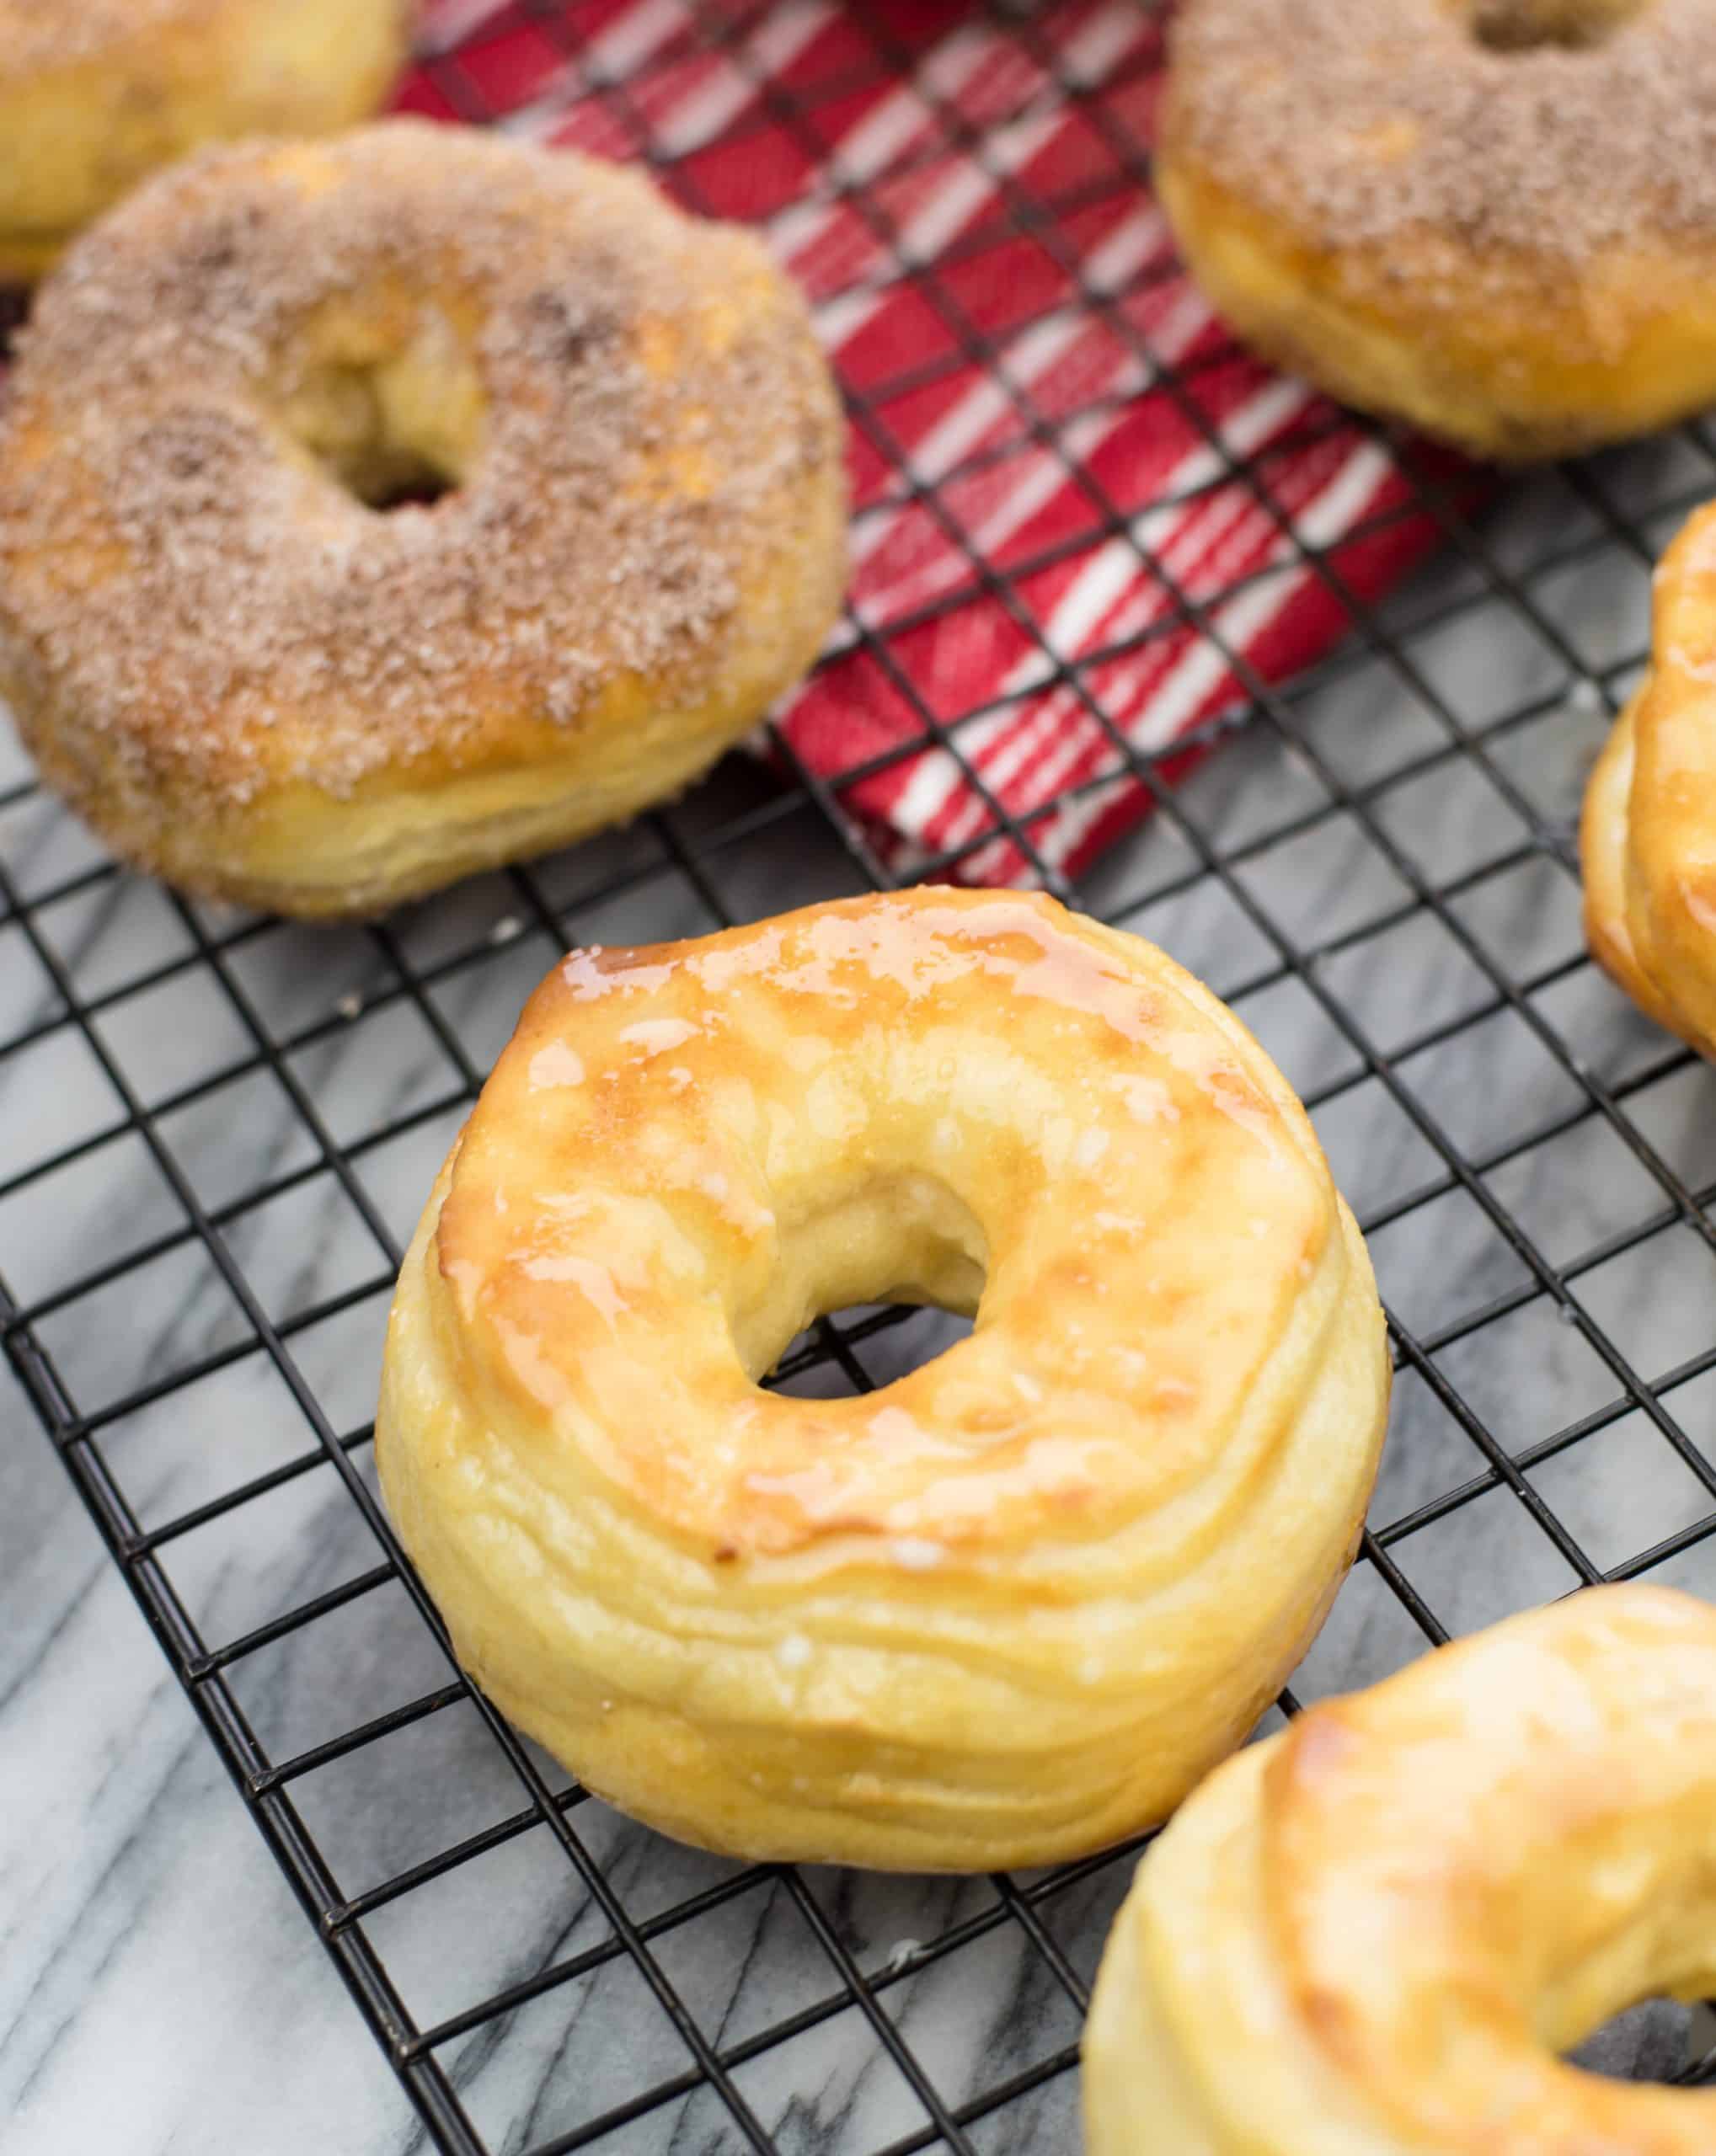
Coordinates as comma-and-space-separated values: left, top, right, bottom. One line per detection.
1168, 0, 1716, 265
0, 0, 221, 77
0, 120, 840, 815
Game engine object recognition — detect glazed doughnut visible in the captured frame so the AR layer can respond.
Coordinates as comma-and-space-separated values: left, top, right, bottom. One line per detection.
0, 0, 409, 283
0, 121, 846, 919
1158, 0, 1716, 461
376, 889, 1390, 1870
1085, 1584, 1716, 2154
1582, 500, 1716, 1055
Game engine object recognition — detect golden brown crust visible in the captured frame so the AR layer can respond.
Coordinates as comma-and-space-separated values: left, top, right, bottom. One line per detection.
1159, 0, 1716, 461
376, 890, 1390, 1869
1086, 1584, 1716, 2154
1581, 502, 1716, 1055
0, 122, 847, 917
0, 0, 409, 280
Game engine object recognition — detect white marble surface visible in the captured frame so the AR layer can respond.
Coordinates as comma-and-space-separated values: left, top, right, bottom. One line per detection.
0, 1356, 414, 2155
8, 429, 1716, 2150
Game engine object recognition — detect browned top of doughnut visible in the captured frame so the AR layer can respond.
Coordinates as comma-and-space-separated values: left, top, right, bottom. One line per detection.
1167, 0, 1716, 266
431, 889, 1346, 1558
0, 120, 840, 810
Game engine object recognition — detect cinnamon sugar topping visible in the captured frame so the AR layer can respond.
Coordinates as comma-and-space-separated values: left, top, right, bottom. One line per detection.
1168, 0, 1716, 264
0, 0, 223, 78
0, 121, 840, 812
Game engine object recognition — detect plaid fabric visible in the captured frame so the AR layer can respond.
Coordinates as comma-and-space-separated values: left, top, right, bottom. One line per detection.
330, 6, 1478, 884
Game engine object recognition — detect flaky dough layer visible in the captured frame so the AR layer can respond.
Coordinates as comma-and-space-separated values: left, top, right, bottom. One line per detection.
0, 122, 847, 918
1159, 0, 1716, 461
1582, 500, 1716, 1055
0, 0, 409, 281
1086, 1584, 1716, 2154
377, 890, 1389, 1870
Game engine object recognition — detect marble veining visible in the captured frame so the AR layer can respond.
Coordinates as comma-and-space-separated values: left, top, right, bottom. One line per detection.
8, 437, 1716, 2148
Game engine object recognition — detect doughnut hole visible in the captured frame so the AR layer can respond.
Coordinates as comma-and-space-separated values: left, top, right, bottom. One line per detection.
272, 304, 488, 510
730, 1171, 989, 1385
1466, 0, 1648, 49
1564, 1998, 1700, 2082
1523, 1845, 1716, 2089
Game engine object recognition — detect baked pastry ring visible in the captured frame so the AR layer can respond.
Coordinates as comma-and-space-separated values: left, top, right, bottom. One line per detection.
377, 889, 1390, 1870
1582, 500, 1716, 1055
0, 0, 409, 283
1085, 1583, 1716, 2155
0, 121, 846, 919
1158, 0, 1716, 461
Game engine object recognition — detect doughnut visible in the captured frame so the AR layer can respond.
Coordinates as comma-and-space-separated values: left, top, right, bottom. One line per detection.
1157, 0, 1716, 461
0, 0, 409, 283
1085, 1584, 1716, 2155
1582, 499, 1716, 1054
375, 889, 1390, 1870
0, 121, 847, 919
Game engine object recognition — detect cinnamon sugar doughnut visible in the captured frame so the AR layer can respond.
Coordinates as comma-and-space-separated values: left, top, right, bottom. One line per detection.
0, 0, 409, 282
1159, 0, 1716, 461
0, 121, 847, 918
376, 890, 1390, 1870
1085, 1585, 1716, 2155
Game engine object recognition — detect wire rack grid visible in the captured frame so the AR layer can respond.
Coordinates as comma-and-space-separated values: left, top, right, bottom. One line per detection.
8, 1, 1716, 2148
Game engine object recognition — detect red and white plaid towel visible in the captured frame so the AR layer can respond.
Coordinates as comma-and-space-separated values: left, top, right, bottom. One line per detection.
409, 3, 1467, 884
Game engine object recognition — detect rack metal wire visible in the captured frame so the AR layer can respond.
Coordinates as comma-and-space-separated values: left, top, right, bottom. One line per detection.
8, 1, 1716, 2148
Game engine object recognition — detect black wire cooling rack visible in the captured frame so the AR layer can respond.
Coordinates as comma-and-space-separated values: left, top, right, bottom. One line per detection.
10, 2, 1716, 2149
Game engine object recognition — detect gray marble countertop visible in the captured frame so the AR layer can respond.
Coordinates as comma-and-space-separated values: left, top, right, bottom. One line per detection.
8, 429, 1716, 2151
1, 1352, 413, 2153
